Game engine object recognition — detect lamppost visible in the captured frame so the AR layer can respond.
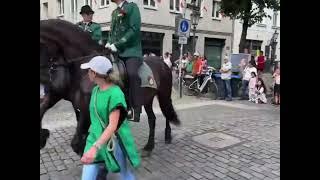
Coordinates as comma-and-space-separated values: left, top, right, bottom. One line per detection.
190, 11, 200, 54
270, 30, 279, 70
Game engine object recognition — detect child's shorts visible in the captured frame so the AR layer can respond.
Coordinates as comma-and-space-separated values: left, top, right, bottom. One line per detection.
274, 84, 280, 94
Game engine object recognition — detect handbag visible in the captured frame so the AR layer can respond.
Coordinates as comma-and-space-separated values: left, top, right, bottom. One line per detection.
93, 88, 120, 172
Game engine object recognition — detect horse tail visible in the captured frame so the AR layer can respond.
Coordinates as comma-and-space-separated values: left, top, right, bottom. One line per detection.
157, 65, 181, 126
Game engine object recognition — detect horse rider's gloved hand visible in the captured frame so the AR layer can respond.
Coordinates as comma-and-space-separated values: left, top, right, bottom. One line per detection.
105, 43, 117, 52
105, 43, 111, 48
109, 44, 118, 52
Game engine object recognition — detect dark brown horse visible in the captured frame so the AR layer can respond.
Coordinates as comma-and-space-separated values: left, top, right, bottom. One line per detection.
40, 19, 180, 156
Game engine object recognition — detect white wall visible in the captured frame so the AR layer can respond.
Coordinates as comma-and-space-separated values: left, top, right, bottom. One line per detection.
232, 8, 280, 60
40, 0, 233, 61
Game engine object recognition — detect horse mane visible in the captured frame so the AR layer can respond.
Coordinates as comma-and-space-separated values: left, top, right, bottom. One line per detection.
40, 19, 104, 59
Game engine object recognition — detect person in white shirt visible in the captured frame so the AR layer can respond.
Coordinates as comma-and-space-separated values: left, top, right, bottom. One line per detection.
163, 52, 172, 68
220, 56, 232, 101
254, 78, 267, 104
241, 60, 257, 100
272, 68, 280, 105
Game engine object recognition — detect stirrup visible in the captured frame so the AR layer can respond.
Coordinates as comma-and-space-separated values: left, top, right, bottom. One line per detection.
127, 108, 140, 122
127, 108, 134, 121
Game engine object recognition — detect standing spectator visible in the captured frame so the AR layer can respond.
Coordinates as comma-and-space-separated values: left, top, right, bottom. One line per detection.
240, 60, 257, 100
163, 52, 172, 68
256, 51, 265, 76
250, 55, 257, 68
186, 57, 194, 74
254, 78, 267, 104
192, 52, 202, 76
273, 68, 280, 105
199, 56, 208, 85
238, 58, 247, 79
248, 72, 257, 102
175, 53, 189, 75
220, 56, 232, 101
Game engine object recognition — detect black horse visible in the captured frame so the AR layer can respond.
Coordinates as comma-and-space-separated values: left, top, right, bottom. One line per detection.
40, 19, 180, 156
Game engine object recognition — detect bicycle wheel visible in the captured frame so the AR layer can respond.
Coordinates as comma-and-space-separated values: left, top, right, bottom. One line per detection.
208, 81, 218, 100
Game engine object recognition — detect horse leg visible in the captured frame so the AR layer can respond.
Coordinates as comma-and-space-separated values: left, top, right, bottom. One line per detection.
143, 98, 156, 151
157, 90, 179, 144
165, 119, 172, 144
71, 91, 91, 156
40, 95, 61, 149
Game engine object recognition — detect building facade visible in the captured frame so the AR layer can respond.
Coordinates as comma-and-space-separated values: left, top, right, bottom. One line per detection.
40, 0, 233, 68
232, 8, 280, 61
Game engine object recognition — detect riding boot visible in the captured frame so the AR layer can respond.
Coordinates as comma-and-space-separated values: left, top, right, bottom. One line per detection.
133, 106, 141, 122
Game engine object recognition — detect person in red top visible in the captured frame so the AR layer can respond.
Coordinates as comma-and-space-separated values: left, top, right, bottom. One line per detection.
256, 51, 265, 75
192, 52, 202, 76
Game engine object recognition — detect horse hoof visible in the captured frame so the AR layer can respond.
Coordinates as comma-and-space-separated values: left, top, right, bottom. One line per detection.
165, 139, 172, 144
141, 149, 152, 158
40, 128, 50, 149
143, 143, 154, 151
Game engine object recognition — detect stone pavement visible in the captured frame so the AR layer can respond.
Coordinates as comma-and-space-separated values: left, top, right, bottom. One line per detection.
40, 96, 280, 180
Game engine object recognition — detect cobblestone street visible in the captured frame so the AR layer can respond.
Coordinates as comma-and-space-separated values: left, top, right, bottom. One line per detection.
40, 96, 280, 180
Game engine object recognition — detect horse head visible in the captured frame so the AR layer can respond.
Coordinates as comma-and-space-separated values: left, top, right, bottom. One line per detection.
40, 42, 71, 95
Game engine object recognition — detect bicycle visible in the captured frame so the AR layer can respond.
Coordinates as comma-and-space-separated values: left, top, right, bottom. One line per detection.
182, 66, 219, 100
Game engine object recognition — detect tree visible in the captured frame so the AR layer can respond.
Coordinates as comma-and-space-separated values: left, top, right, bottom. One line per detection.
220, 0, 280, 53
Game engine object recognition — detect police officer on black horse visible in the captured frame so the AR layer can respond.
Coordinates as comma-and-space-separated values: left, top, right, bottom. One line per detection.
105, 0, 143, 122
77, 5, 103, 45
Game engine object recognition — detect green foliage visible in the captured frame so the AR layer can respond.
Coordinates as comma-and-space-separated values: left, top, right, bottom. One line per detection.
220, 0, 280, 27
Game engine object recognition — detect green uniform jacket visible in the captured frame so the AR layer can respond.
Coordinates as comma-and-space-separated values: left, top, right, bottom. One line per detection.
84, 85, 141, 172
108, 1, 142, 58
77, 21, 102, 44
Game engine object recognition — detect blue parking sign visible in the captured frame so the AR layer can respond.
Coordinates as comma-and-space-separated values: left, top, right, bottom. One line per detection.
178, 19, 190, 37
180, 20, 189, 32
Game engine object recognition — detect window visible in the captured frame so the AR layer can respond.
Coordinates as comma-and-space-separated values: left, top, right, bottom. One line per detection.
257, 17, 267, 27
71, 0, 78, 13
84, 0, 93, 7
144, 0, 156, 9
170, 0, 180, 12
57, 0, 64, 16
273, 11, 278, 27
100, 0, 110, 8
42, 2, 49, 19
212, 1, 221, 19
245, 40, 263, 55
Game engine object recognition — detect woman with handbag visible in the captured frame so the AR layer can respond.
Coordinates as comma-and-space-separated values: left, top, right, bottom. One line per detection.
80, 56, 141, 180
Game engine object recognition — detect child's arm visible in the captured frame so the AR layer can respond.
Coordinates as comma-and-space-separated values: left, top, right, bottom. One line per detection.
81, 109, 120, 164
94, 109, 120, 148
259, 87, 264, 94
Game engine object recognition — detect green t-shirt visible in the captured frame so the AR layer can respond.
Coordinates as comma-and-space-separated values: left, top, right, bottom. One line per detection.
84, 85, 140, 169
186, 61, 194, 73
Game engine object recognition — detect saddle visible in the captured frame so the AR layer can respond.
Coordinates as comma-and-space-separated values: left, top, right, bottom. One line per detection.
110, 58, 158, 90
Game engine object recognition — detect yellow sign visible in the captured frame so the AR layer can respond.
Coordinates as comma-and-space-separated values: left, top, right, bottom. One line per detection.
256, 50, 260, 56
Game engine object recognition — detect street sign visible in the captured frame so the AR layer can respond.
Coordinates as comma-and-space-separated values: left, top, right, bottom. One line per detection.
177, 19, 190, 37
178, 36, 188, 44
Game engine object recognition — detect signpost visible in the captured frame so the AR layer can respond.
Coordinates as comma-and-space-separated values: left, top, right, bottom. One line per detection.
177, 18, 190, 98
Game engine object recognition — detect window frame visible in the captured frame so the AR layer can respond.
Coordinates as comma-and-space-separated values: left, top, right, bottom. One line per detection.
99, 0, 110, 9
169, 0, 180, 13
84, 0, 93, 7
212, 0, 222, 20
71, 0, 78, 14
143, 0, 157, 10
57, 0, 65, 16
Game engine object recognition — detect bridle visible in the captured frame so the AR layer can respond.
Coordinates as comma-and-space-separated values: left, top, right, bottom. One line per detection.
42, 52, 116, 82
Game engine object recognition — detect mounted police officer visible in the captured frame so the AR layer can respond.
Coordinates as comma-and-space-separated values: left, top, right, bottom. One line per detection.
77, 5, 103, 45
105, 0, 142, 122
